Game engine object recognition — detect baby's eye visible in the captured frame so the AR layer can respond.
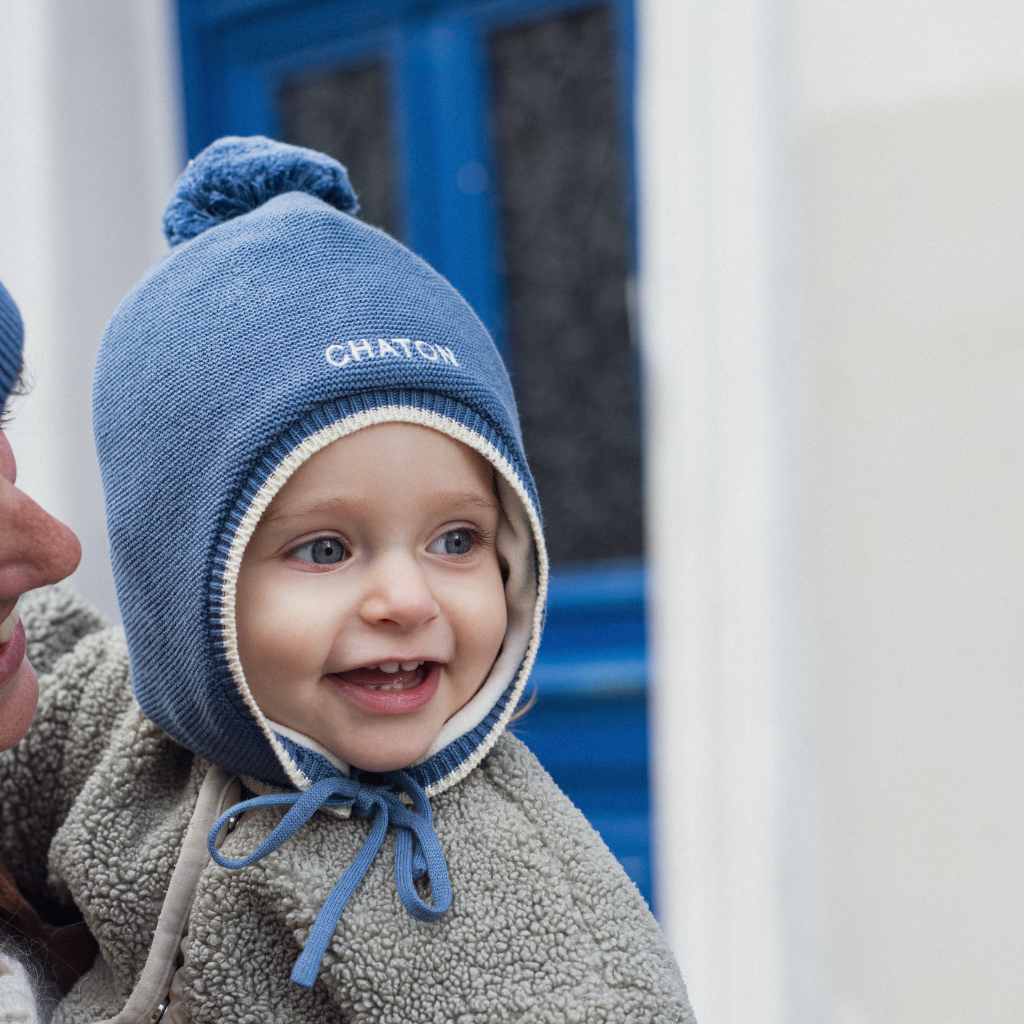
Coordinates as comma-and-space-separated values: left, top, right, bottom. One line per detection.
290, 536, 348, 565
428, 528, 477, 557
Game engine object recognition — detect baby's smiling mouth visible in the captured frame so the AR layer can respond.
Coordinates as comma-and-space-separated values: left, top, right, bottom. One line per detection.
325, 660, 444, 715
329, 661, 433, 692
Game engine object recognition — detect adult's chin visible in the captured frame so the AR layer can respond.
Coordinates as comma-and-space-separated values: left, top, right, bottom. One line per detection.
0, 658, 39, 751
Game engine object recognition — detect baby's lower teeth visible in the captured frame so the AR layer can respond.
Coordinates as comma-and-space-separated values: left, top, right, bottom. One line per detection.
369, 680, 409, 692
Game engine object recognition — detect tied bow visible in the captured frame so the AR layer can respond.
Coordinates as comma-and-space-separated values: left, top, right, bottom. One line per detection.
208, 770, 452, 988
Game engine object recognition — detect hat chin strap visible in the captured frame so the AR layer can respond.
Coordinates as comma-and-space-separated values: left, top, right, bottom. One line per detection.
208, 768, 452, 989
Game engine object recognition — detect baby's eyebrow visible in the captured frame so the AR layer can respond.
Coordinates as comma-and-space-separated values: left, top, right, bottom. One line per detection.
263, 490, 499, 526
435, 491, 501, 512
262, 496, 357, 526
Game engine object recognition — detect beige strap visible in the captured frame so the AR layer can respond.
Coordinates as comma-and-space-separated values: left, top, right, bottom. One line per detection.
95, 766, 238, 1024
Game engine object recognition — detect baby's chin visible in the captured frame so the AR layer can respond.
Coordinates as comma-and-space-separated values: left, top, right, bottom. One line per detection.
344, 740, 434, 776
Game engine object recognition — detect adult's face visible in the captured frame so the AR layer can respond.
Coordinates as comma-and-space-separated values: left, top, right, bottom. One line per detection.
0, 429, 82, 749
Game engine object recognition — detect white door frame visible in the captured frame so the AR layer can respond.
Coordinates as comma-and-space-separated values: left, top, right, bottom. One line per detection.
639, 3, 796, 1021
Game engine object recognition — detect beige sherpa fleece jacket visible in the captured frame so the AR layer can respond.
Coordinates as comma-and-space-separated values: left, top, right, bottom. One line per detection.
1, 588, 695, 1024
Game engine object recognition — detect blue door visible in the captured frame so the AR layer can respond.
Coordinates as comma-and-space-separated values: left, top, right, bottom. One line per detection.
176, 0, 652, 905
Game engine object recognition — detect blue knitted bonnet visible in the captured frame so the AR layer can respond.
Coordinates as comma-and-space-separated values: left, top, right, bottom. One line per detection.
0, 280, 23, 409
93, 136, 548, 797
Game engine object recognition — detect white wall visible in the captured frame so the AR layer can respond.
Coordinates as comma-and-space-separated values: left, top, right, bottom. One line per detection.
0, 0, 182, 621
643, 1, 1024, 1022
791, 3, 1024, 1021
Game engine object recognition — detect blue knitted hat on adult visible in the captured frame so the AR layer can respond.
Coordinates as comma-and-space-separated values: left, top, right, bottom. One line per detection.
94, 137, 548, 800
0, 280, 24, 409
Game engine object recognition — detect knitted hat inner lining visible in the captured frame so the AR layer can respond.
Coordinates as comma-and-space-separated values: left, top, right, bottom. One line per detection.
425, 467, 534, 755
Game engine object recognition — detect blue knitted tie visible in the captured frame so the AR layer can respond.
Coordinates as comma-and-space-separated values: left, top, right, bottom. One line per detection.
208, 771, 452, 988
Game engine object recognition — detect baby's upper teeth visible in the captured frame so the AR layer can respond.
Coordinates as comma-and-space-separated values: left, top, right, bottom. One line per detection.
361, 660, 424, 674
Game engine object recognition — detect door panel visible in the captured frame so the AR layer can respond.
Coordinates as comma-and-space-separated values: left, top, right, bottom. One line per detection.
177, 0, 653, 907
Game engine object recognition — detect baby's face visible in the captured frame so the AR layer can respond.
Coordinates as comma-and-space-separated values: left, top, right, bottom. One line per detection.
236, 423, 507, 773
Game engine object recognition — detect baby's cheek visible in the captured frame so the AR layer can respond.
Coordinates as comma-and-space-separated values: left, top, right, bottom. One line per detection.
480, 567, 509, 643
463, 571, 508, 673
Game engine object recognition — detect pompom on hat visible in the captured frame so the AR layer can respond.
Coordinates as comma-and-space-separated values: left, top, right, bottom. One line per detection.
94, 135, 548, 799
0, 279, 24, 410
162, 135, 359, 246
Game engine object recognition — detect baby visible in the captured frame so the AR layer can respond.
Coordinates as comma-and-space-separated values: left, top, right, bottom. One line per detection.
2, 137, 694, 1022
236, 421, 509, 780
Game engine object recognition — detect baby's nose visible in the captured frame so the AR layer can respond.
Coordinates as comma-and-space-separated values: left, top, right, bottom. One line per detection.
358, 554, 440, 629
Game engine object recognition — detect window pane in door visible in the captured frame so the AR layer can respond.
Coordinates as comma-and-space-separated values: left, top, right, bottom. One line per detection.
488, 5, 642, 564
278, 60, 400, 238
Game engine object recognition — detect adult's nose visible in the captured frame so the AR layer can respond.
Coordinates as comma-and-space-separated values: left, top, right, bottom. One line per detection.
358, 550, 440, 631
0, 470, 82, 599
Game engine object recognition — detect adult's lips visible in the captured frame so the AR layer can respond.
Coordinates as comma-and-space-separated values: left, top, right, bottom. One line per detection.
0, 600, 19, 645
0, 618, 27, 690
